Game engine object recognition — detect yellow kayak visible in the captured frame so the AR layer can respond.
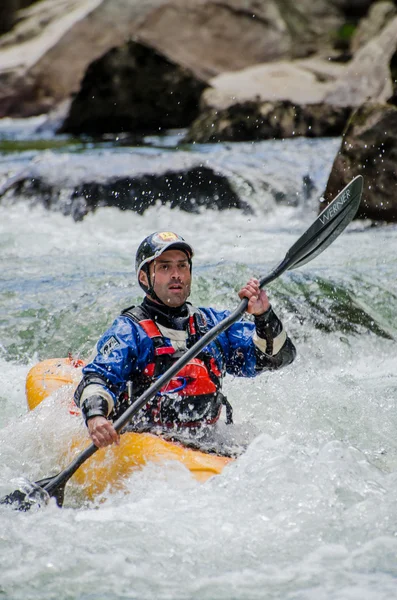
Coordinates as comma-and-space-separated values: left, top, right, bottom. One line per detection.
26, 358, 233, 500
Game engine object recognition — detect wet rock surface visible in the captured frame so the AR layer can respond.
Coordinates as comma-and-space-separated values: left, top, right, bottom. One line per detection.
323, 102, 397, 222
60, 40, 207, 136
0, 158, 252, 221
185, 100, 352, 143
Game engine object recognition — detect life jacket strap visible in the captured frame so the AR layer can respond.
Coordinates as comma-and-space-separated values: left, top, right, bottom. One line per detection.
138, 319, 162, 339
188, 314, 196, 335
120, 303, 232, 428
132, 316, 176, 361
221, 393, 234, 425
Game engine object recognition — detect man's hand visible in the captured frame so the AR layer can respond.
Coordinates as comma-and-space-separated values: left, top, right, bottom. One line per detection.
87, 416, 120, 448
238, 278, 270, 315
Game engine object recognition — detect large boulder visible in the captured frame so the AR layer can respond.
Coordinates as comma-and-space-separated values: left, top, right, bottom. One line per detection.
135, 0, 290, 81
60, 40, 207, 135
0, 0, 168, 117
200, 57, 346, 111
0, 0, 370, 120
201, 15, 397, 114
135, 0, 352, 81
323, 102, 397, 222
186, 13, 397, 144
0, 152, 251, 220
185, 100, 351, 143
59, 0, 355, 135
184, 55, 352, 142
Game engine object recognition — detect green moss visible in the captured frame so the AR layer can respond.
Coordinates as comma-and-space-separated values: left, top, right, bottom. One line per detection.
0, 139, 81, 154
336, 22, 356, 42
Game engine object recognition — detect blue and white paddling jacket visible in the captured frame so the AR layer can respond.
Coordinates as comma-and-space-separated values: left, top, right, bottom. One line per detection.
74, 297, 296, 430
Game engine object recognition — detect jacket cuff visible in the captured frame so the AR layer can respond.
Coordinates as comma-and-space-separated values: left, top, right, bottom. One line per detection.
81, 395, 109, 424
253, 307, 286, 356
254, 307, 277, 336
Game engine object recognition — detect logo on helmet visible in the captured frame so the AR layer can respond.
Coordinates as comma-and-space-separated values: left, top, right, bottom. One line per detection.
155, 232, 180, 243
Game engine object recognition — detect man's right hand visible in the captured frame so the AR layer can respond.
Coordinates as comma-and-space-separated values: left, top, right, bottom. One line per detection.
87, 416, 120, 448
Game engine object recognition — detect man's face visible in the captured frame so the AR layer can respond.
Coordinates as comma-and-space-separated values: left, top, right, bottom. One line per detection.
139, 249, 191, 307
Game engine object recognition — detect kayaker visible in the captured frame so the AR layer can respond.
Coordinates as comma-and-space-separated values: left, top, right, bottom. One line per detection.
74, 231, 296, 452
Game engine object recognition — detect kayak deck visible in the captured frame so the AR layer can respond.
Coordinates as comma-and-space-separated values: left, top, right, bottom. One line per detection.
69, 431, 233, 499
26, 358, 234, 499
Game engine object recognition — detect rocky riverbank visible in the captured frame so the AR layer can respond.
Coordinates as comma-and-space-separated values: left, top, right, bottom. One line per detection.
1, 0, 397, 221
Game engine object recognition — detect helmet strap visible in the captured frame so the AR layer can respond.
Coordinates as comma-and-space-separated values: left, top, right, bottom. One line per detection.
144, 262, 168, 306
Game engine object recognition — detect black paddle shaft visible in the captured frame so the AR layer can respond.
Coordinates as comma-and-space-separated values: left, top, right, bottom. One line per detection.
1, 175, 363, 508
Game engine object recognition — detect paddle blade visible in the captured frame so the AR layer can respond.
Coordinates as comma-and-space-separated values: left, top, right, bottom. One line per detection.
285, 175, 363, 271
0, 479, 51, 511
0, 475, 65, 511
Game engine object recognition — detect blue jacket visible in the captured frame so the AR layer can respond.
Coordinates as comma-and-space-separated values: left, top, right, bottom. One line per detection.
74, 303, 295, 424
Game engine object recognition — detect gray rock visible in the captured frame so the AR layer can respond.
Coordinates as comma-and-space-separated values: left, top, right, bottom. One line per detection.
135, 0, 357, 81
0, 0, 361, 120
60, 40, 207, 135
188, 12, 397, 146
324, 16, 397, 107
201, 58, 345, 111
0, 0, 168, 117
135, 0, 291, 81
351, 0, 396, 53
0, 152, 252, 220
323, 101, 397, 222
185, 100, 351, 143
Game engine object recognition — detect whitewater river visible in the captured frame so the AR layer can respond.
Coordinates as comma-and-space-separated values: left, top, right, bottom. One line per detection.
0, 119, 397, 599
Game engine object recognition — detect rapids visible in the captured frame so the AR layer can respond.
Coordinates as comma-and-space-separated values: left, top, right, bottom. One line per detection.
0, 121, 397, 599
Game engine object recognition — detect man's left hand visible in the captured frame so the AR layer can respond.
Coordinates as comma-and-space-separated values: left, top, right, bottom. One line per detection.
238, 278, 270, 315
